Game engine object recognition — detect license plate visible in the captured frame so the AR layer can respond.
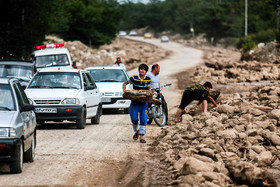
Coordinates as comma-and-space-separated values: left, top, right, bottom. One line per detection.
101, 98, 111, 103
35, 108, 57, 113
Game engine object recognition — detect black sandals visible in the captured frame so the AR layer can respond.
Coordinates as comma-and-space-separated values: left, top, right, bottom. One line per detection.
140, 139, 146, 143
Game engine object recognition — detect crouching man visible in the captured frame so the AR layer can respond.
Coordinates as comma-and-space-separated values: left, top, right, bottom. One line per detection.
175, 81, 218, 123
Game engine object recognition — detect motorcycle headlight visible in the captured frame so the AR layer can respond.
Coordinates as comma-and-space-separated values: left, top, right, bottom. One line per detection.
0, 128, 16, 137
61, 98, 80, 104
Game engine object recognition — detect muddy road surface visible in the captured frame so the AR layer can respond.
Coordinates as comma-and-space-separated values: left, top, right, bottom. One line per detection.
0, 37, 203, 186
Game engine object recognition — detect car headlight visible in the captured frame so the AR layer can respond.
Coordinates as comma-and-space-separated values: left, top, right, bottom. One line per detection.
61, 98, 80, 104
115, 92, 123, 96
9, 128, 16, 137
0, 128, 16, 137
0, 128, 9, 137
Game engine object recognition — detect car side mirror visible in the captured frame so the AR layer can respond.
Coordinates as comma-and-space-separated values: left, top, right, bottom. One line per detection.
20, 104, 35, 112
85, 85, 94, 91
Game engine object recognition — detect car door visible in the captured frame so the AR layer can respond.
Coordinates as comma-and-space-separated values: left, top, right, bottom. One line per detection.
13, 82, 36, 151
82, 72, 100, 117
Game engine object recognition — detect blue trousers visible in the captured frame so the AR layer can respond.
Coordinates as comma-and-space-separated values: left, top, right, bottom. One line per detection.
130, 101, 148, 135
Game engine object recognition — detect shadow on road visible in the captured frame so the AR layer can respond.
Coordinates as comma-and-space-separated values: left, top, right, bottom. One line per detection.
102, 109, 128, 115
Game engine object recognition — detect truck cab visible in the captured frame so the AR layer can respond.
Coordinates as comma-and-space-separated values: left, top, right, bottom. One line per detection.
32, 44, 76, 71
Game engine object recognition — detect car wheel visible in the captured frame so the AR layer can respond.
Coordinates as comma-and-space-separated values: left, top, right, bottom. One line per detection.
10, 139, 23, 173
124, 108, 130, 114
91, 105, 101, 124
24, 134, 35, 162
76, 107, 86, 129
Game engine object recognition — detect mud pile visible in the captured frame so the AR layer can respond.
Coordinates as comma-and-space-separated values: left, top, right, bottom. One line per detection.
242, 41, 280, 63
184, 40, 280, 85
153, 83, 280, 186
45, 35, 171, 70
152, 40, 280, 186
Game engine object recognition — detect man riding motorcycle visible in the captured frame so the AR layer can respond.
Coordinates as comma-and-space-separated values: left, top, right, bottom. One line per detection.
146, 64, 168, 125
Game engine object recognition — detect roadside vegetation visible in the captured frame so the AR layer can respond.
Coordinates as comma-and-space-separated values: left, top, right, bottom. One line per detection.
0, 0, 279, 59
119, 0, 279, 49
0, 0, 120, 59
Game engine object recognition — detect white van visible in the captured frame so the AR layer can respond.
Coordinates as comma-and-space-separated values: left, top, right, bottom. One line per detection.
32, 44, 76, 71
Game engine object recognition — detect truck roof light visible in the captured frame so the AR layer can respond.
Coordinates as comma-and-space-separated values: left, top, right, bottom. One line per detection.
36, 43, 64, 50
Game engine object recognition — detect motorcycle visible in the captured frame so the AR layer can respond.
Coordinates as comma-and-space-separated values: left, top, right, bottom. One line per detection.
147, 83, 171, 127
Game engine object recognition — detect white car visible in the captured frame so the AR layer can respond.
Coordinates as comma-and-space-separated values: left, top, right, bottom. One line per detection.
86, 67, 132, 114
25, 69, 102, 129
118, 31, 127, 37
129, 30, 137, 36
161, 35, 169, 42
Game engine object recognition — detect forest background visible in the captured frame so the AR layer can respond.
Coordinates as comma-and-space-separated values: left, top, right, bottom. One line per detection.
0, 0, 279, 59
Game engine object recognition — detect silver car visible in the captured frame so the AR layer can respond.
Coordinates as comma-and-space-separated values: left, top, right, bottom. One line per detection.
0, 60, 36, 89
0, 78, 36, 173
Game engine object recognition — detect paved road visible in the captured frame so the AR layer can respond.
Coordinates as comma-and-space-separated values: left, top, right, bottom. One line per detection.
0, 37, 203, 186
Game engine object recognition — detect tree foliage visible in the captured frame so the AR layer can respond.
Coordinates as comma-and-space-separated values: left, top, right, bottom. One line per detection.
0, 0, 51, 59
119, 0, 277, 46
0, 0, 278, 59
0, 0, 120, 59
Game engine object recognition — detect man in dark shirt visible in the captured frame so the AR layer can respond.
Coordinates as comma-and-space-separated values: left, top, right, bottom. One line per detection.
123, 64, 151, 143
175, 82, 218, 123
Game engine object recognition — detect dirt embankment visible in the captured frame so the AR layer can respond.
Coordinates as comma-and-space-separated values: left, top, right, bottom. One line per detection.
150, 39, 280, 186
45, 35, 172, 70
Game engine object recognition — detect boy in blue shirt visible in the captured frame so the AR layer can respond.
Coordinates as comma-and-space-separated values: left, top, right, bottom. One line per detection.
123, 64, 151, 143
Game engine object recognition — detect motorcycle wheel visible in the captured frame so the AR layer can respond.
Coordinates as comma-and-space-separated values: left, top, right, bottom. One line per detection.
152, 105, 167, 127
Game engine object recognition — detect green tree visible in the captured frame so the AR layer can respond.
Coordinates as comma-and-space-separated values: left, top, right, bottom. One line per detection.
0, 0, 53, 59
195, 1, 231, 45
118, 2, 150, 30
49, 0, 120, 47
0, 0, 121, 59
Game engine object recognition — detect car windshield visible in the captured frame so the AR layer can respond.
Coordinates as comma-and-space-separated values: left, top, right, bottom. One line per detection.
0, 65, 32, 80
87, 69, 127, 83
35, 54, 70, 68
0, 84, 15, 110
28, 72, 81, 89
